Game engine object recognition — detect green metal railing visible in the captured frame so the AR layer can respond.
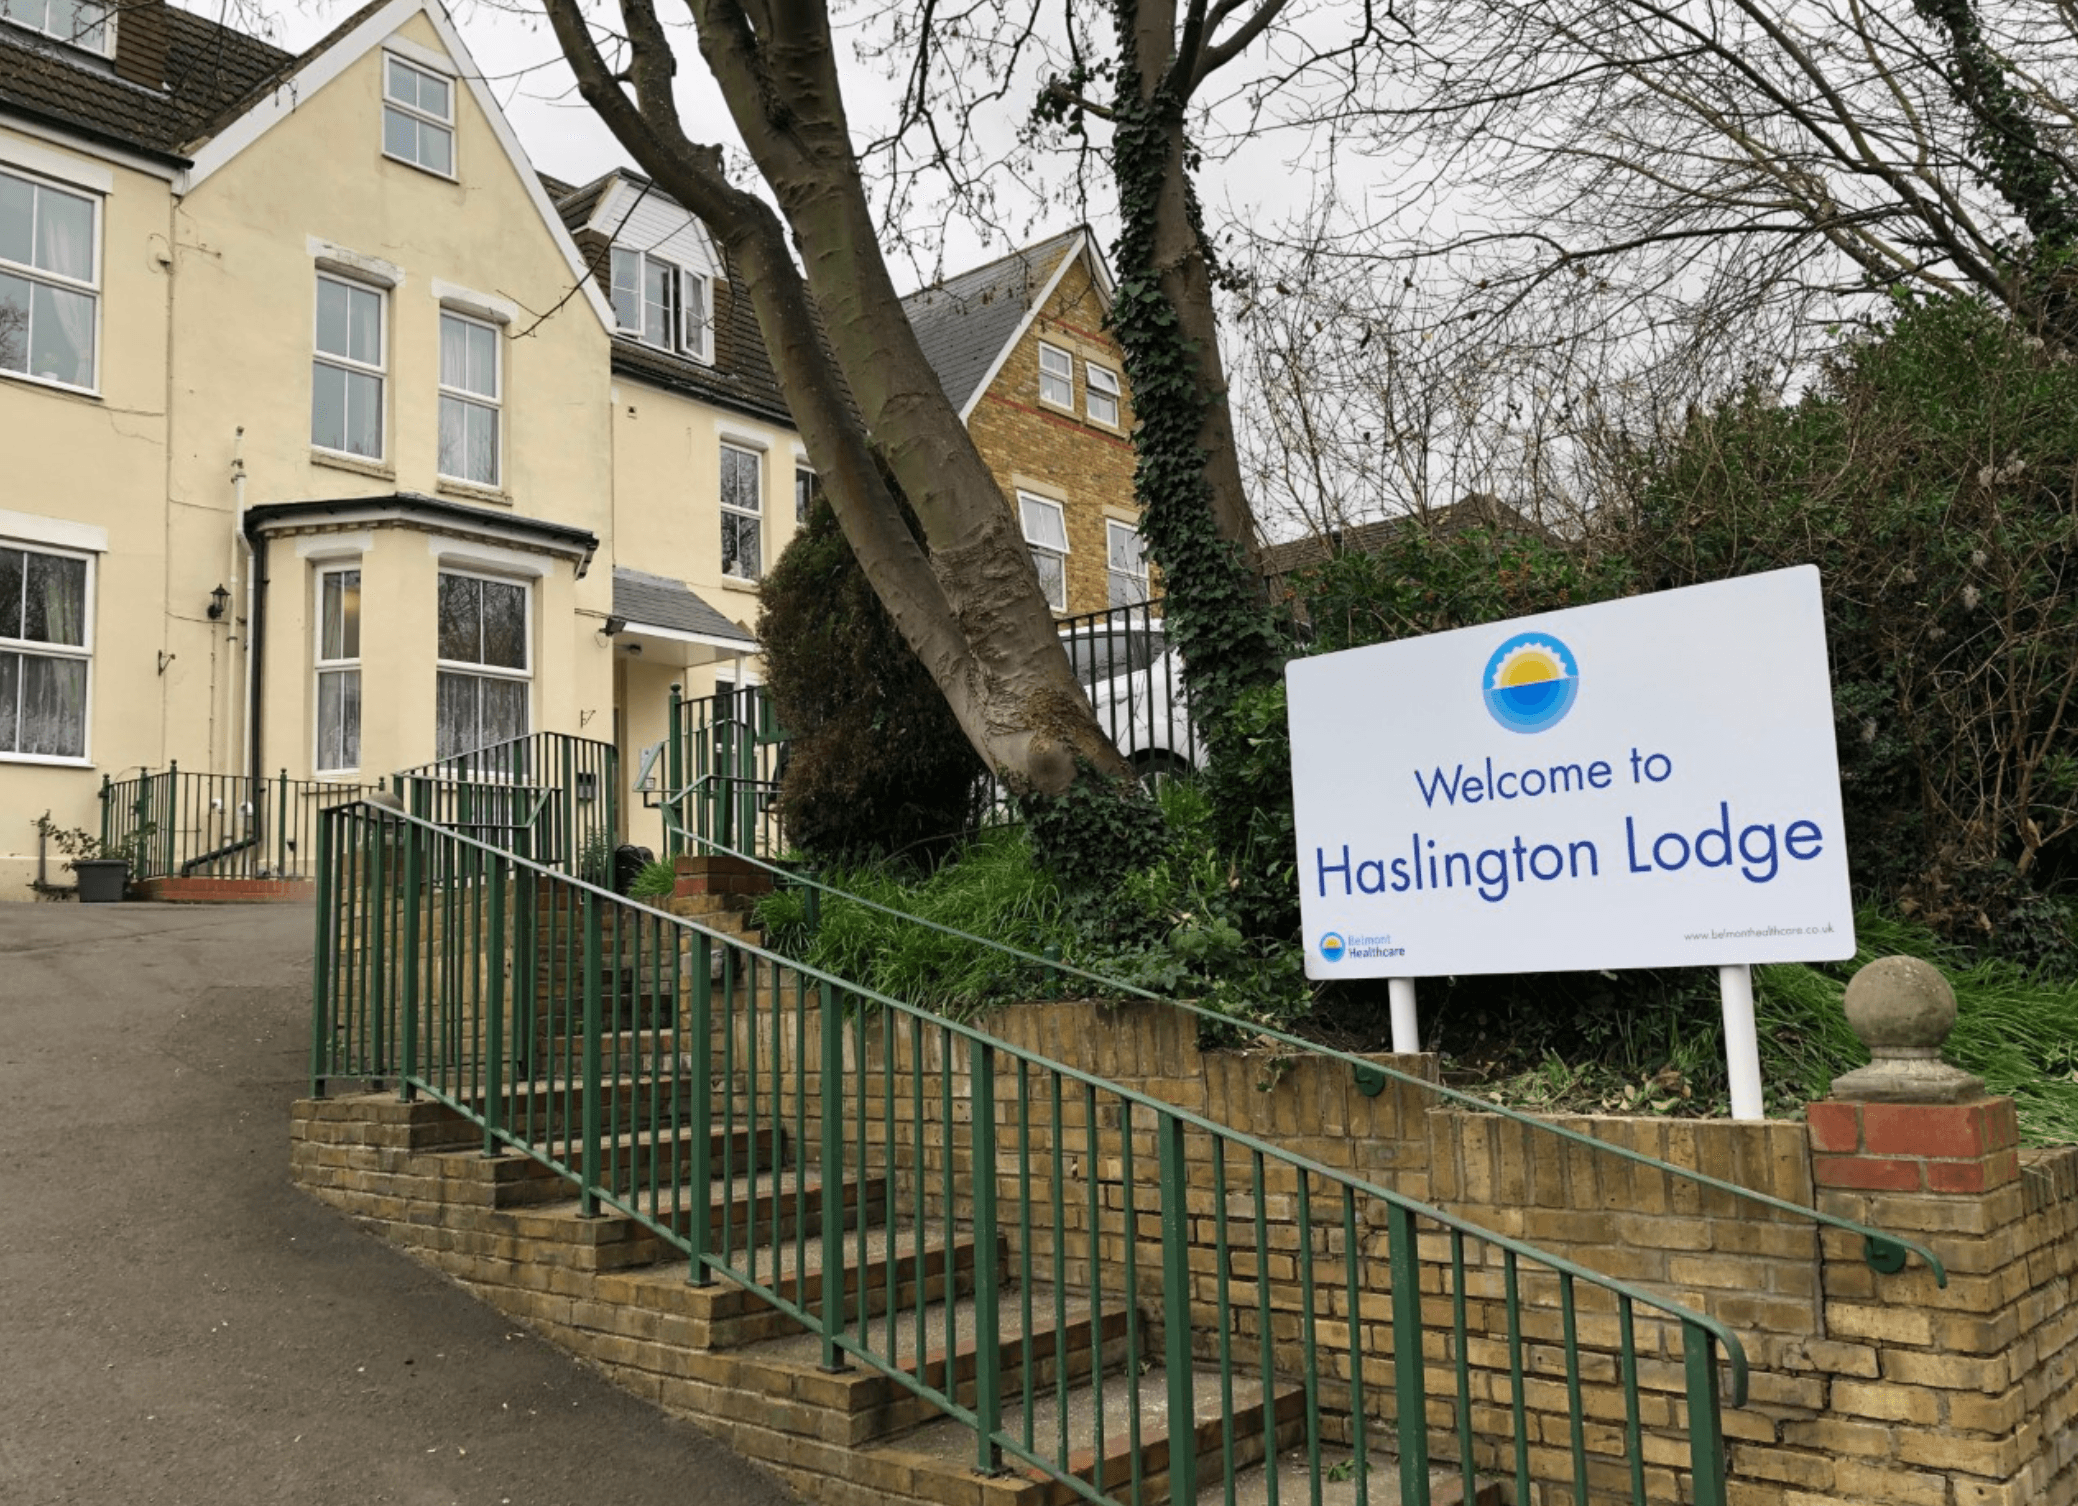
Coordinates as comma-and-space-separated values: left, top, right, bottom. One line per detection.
315, 799, 1751, 1505
665, 817, 1947, 1290
390, 732, 618, 882
659, 684, 785, 860
100, 766, 379, 881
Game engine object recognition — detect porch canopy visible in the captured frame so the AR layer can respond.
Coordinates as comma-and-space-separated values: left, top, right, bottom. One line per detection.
609, 566, 758, 668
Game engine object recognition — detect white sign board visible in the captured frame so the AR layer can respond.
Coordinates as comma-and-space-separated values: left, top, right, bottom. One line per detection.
1287, 566, 1856, 980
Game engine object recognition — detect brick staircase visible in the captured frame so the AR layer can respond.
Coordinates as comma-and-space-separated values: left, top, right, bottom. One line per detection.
295, 854, 1494, 1506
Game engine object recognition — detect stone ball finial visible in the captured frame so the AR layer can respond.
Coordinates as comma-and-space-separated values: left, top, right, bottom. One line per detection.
1842, 955, 1957, 1051
1831, 955, 1984, 1104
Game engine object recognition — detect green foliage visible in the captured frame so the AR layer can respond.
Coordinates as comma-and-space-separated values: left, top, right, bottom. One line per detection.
35, 810, 152, 869
1433, 908, 2078, 1143
576, 830, 614, 889
1019, 761, 1170, 901
627, 860, 678, 901
758, 777, 1310, 1025
1760, 912, 2078, 1145
1631, 295, 2078, 946
755, 828, 1078, 1015
757, 490, 985, 863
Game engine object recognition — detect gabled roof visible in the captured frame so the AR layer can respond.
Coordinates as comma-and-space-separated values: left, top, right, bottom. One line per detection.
170, 0, 614, 330
0, 1, 615, 330
899, 227, 1103, 415
0, 4, 290, 162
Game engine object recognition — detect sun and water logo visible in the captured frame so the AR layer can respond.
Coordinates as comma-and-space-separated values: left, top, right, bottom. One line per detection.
1482, 631, 1580, 734
1318, 932, 1346, 963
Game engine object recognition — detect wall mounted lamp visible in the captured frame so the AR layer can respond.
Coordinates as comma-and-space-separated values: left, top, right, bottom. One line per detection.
208, 583, 231, 620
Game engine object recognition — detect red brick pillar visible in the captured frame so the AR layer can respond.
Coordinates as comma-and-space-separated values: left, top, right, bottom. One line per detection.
1807, 1096, 2021, 1196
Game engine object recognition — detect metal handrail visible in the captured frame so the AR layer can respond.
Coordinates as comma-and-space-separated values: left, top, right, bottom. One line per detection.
315, 799, 1753, 1504
388, 731, 619, 881
99, 766, 380, 882
662, 813, 1946, 1287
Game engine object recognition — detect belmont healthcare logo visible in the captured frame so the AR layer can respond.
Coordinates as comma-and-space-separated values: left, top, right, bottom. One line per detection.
1482, 631, 1580, 734
1318, 932, 1347, 963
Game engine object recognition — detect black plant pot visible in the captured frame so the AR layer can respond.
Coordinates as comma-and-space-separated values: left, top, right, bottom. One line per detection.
74, 859, 129, 904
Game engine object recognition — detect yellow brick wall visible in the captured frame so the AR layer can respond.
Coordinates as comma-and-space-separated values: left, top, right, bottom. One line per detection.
965, 247, 1147, 617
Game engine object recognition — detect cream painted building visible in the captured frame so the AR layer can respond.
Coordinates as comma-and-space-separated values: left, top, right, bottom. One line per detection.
0, 0, 799, 895
0, 0, 1145, 898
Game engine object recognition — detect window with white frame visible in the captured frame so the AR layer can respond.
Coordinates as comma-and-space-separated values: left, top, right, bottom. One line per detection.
1037, 342, 1073, 408
681, 270, 712, 362
1106, 519, 1149, 607
1086, 364, 1121, 426
794, 464, 819, 525
382, 56, 454, 176
312, 274, 384, 459
435, 571, 528, 759
0, 540, 90, 759
1018, 493, 1069, 611
0, 0, 112, 54
437, 311, 500, 486
610, 248, 712, 362
720, 444, 762, 579
0, 165, 99, 390
314, 567, 361, 772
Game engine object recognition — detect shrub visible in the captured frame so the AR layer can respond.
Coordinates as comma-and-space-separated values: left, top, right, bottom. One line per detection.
757, 488, 985, 863
1631, 295, 2078, 949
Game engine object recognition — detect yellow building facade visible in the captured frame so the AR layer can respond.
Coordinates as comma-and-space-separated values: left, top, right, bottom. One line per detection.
0, 0, 1143, 897
0, 0, 788, 894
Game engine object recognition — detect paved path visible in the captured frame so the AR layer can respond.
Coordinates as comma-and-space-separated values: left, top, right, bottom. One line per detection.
0, 902, 796, 1506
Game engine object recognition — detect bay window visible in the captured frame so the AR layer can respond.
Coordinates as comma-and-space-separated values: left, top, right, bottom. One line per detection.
315, 567, 361, 772
435, 571, 528, 759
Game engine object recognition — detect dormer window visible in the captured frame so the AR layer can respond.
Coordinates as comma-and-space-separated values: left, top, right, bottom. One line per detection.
1, 0, 112, 55
382, 56, 454, 177
609, 247, 713, 363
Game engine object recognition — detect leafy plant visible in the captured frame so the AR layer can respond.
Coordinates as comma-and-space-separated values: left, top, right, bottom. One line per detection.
34, 810, 152, 871
627, 860, 678, 901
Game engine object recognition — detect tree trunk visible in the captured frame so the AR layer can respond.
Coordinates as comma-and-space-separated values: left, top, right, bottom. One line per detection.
542, 0, 1135, 796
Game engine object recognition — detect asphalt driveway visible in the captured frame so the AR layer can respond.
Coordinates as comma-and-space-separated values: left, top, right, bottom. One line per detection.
0, 901, 795, 1506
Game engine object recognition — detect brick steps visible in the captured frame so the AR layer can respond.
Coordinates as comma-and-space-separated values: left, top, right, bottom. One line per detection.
873, 1360, 1307, 1506
291, 1081, 1470, 1506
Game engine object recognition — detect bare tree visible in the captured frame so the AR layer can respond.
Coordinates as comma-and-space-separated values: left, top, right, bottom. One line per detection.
843, 0, 1407, 742
536, 0, 1141, 807
1308, 0, 2078, 388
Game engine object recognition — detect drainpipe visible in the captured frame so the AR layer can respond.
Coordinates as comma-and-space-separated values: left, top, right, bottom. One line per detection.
228, 428, 246, 778
243, 512, 268, 800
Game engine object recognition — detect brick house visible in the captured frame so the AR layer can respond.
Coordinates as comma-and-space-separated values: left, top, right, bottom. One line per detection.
902, 228, 1150, 616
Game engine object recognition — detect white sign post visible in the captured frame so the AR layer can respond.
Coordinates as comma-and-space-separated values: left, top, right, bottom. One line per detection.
1285, 565, 1856, 1119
